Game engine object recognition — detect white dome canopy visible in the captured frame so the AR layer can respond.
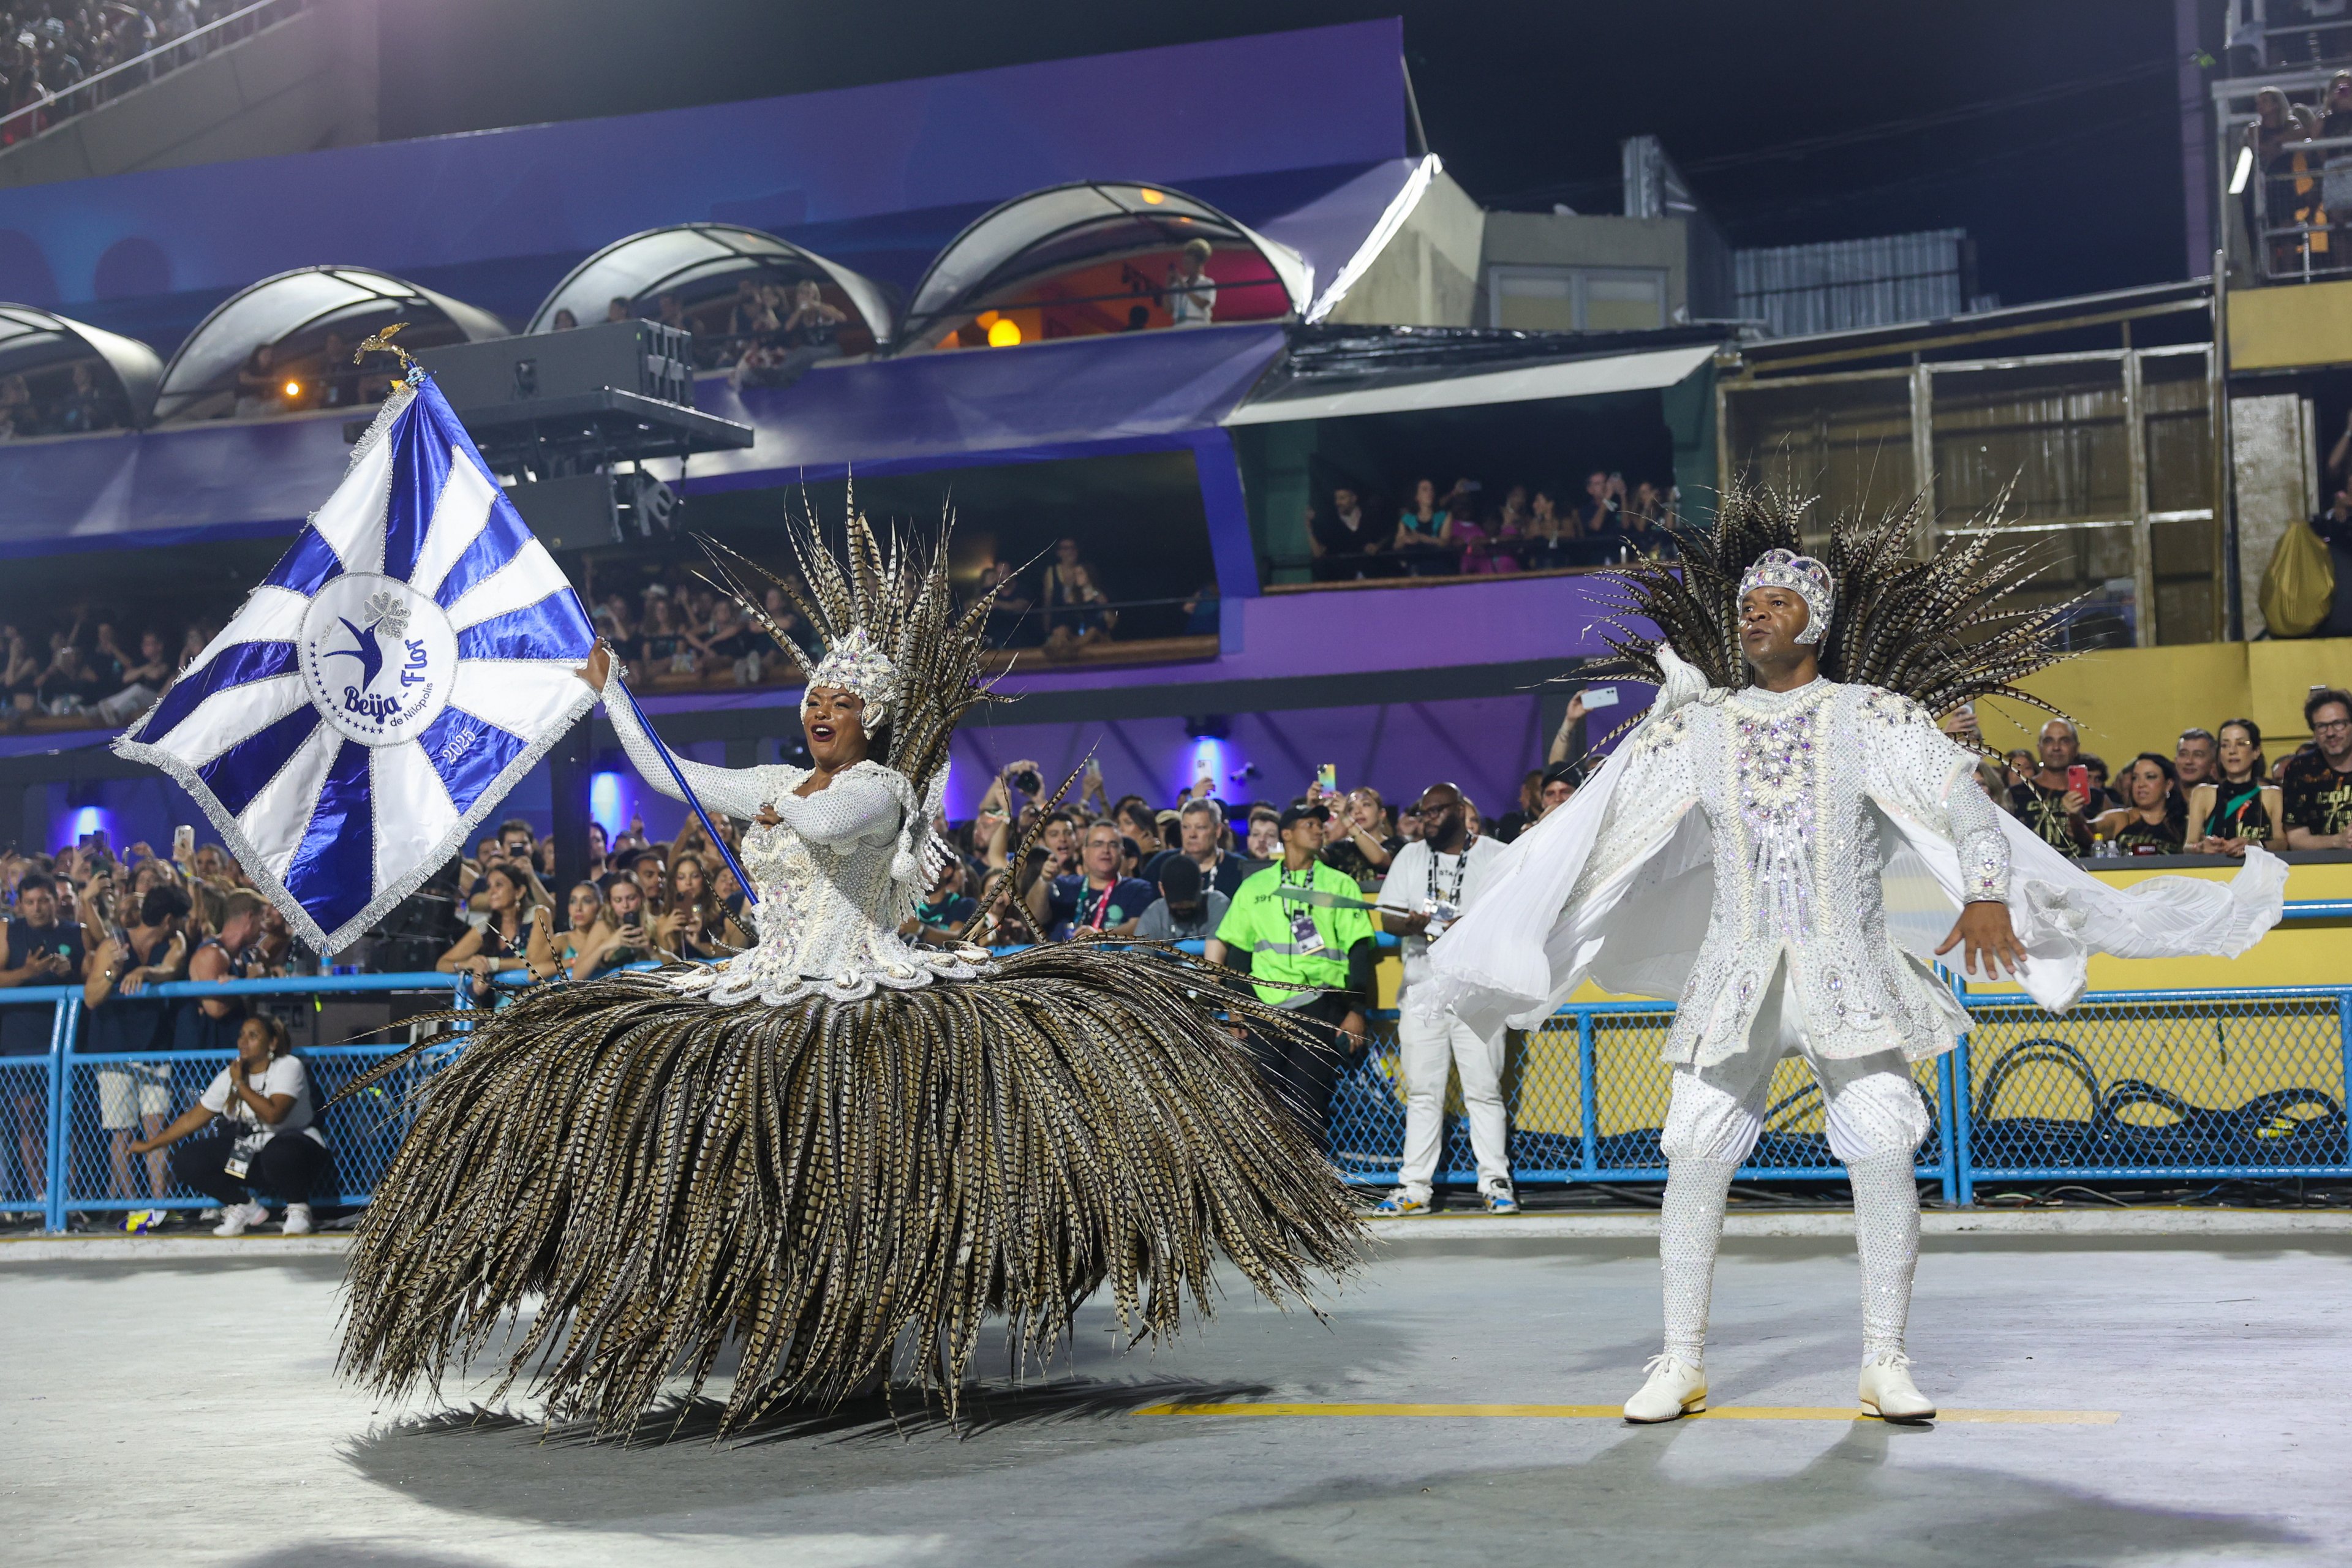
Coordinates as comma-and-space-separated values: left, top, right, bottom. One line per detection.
154, 266, 508, 424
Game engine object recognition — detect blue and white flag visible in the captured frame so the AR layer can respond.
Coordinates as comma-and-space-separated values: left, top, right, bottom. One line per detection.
115, 373, 597, 954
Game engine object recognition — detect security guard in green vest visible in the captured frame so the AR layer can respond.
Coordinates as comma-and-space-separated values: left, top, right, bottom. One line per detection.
1205, 801, 1376, 1134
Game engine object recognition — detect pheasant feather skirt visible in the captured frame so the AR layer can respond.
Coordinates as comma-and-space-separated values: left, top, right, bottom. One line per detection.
339, 948, 1362, 1439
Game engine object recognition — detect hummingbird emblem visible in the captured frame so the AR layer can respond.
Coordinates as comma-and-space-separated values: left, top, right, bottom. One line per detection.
320, 589, 412, 692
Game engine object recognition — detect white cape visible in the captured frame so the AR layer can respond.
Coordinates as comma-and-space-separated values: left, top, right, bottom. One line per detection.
1422, 706, 2290, 1042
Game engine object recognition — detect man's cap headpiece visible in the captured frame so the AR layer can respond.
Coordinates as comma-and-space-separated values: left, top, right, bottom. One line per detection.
1738, 548, 1834, 644
805, 626, 900, 731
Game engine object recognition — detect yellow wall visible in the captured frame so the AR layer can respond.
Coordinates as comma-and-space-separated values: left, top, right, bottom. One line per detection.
2228, 276, 2352, 372
1972, 636, 2352, 764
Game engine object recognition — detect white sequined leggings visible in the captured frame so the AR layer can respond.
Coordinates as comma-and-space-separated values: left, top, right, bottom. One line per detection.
1654, 967, 1929, 1366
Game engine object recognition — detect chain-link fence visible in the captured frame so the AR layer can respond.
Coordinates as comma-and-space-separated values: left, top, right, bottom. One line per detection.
1953, 985, 2352, 1202
1329, 1001, 1960, 1199
7, 976, 2346, 1229
1, 974, 464, 1232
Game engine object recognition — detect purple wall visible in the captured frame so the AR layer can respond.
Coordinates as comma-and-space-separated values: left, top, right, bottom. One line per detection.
0, 21, 1405, 320
946, 698, 1544, 824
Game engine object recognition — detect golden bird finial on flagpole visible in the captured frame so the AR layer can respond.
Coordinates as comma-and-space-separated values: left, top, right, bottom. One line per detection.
355, 322, 423, 383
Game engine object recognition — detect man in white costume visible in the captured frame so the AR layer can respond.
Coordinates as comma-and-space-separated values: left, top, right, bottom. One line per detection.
1371, 782, 1513, 1215
1419, 507, 2286, 1425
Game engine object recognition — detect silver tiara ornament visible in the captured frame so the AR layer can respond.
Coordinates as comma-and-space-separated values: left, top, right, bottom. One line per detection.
804, 626, 900, 729
1738, 548, 1835, 644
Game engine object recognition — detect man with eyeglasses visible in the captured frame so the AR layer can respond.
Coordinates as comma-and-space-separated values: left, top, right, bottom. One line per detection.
2284, 688, 2352, 850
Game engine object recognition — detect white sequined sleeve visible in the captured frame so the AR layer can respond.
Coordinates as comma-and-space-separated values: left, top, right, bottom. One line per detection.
1570, 708, 1705, 899
766, 767, 903, 848
1860, 689, 2008, 904
603, 678, 798, 825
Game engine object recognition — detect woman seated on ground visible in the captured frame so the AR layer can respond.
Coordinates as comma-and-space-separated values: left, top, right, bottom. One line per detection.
2092, 752, 2187, 856
130, 1012, 333, 1238
527, 880, 614, 981
662, 851, 745, 960
437, 864, 546, 998
2186, 717, 2285, 856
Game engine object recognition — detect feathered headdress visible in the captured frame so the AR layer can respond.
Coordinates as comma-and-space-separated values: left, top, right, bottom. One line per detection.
696, 486, 1014, 919
1585, 481, 2078, 734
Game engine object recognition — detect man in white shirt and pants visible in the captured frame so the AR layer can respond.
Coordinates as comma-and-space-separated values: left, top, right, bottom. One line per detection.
1373, 782, 1514, 1215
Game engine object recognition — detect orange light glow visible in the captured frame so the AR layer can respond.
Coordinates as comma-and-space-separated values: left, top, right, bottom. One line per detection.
1139, 188, 1164, 205
975, 309, 1001, 328
282, 381, 302, 398
986, 318, 1022, 347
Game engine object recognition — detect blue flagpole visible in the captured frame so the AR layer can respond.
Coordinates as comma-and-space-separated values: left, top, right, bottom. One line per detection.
610, 676, 758, 907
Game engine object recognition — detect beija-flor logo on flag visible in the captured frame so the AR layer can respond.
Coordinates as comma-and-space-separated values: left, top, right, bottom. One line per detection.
114, 370, 597, 955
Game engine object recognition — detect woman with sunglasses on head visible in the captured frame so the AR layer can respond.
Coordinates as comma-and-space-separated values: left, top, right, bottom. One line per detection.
2187, 718, 2285, 856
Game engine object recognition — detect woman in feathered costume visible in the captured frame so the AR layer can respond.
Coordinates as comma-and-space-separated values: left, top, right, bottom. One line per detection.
340, 506, 1360, 1437
1422, 485, 2285, 1425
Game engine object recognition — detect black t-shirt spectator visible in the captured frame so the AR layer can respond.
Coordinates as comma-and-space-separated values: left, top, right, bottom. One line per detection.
2008, 781, 2087, 858
1046, 874, 1158, 937
1311, 507, 1384, 576
86, 929, 175, 1055
1139, 849, 1250, 900
1319, 837, 1400, 886
2282, 748, 2352, 840
1, 919, 88, 1055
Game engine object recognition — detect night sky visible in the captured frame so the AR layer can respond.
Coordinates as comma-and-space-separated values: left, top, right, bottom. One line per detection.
382, 1, 2198, 311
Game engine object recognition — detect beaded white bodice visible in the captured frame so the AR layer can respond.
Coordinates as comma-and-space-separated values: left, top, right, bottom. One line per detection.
1578, 678, 2008, 1065
605, 689, 986, 1006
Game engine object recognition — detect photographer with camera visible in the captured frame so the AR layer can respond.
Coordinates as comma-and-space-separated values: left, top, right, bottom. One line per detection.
1371, 782, 1515, 1215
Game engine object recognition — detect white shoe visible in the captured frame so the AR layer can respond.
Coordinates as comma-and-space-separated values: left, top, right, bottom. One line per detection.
1858, 1354, 1936, 1422
1623, 1354, 1708, 1423
281, 1202, 314, 1236
212, 1202, 268, 1238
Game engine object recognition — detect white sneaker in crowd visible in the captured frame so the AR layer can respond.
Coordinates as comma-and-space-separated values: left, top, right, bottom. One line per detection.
1858, 1353, 1936, 1422
1623, 1354, 1708, 1423
1482, 1183, 1520, 1215
1371, 1187, 1431, 1216
281, 1202, 315, 1236
213, 1202, 269, 1238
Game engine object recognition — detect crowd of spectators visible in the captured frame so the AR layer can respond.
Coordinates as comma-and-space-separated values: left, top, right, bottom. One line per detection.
1306, 472, 1682, 582
541, 276, 861, 380
1, 0, 284, 144
2243, 72, 2352, 281
0, 537, 1208, 739
0, 829, 313, 1231
1944, 686, 2352, 860
6, 682, 2346, 1224
3, 610, 213, 729
0, 358, 135, 439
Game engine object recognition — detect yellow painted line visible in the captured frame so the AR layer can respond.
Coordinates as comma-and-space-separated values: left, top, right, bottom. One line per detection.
1135, 1401, 2116, 1425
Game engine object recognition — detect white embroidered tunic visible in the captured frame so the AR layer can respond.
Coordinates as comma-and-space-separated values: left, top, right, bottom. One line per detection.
606, 692, 985, 1006
1579, 677, 2007, 1064
1419, 657, 2287, 1062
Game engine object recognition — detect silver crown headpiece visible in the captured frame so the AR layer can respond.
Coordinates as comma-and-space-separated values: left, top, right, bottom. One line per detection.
1738, 548, 1834, 644
804, 626, 900, 730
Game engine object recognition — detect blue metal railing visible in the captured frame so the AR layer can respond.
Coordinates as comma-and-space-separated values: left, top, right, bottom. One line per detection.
1327, 983, 2351, 1204
4, 970, 2344, 1232
0, 972, 459, 1233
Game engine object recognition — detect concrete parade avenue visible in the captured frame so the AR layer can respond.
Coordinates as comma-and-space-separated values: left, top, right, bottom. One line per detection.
2, 1223, 2346, 1567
